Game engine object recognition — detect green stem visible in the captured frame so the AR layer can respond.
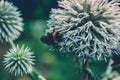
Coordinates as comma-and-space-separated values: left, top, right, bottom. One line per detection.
81, 58, 89, 80
28, 67, 46, 80
75, 57, 81, 79
9, 39, 16, 49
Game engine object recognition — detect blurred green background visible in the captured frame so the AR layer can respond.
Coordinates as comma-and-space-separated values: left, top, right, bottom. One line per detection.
0, 0, 119, 80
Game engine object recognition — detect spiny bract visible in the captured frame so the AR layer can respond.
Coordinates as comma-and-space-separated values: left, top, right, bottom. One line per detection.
0, 0, 23, 43
47, 0, 120, 60
3, 45, 35, 76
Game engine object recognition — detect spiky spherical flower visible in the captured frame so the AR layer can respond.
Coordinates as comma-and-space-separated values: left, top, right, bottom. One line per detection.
0, 0, 23, 43
3, 45, 35, 76
47, 0, 120, 60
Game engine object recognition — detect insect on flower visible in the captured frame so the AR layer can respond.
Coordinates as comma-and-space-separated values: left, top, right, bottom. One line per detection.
40, 29, 62, 45
45, 0, 120, 60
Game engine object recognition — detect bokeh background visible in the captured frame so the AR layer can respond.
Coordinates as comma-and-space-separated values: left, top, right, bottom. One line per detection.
0, 0, 120, 80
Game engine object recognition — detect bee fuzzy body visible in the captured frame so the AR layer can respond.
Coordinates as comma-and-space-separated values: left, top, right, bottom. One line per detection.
40, 31, 62, 46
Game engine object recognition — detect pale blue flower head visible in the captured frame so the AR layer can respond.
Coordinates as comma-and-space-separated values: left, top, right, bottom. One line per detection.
0, 0, 23, 43
47, 0, 120, 60
3, 45, 35, 76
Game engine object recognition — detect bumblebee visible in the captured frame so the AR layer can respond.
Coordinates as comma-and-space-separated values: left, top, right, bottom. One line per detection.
40, 30, 62, 45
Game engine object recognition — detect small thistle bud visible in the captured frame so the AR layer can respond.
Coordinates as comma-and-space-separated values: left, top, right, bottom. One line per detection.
0, 0, 23, 43
46, 0, 120, 60
3, 45, 35, 76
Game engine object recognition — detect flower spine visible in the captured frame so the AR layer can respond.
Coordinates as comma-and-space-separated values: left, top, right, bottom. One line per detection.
47, 0, 120, 60
0, 0, 23, 43
3, 45, 35, 76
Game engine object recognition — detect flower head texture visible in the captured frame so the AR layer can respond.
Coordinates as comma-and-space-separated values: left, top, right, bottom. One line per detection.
0, 0, 23, 43
3, 45, 35, 76
47, 0, 120, 60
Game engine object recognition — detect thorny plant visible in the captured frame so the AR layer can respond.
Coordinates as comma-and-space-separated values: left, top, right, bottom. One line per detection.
0, 0, 46, 80
43, 0, 120, 80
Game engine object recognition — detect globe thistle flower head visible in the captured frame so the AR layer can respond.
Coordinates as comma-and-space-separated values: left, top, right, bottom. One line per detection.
3, 45, 35, 76
47, 0, 120, 60
0, 0, 23, 43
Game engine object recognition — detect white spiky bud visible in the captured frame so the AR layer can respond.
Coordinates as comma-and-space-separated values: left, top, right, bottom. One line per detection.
47, 0, 120, 60
3, 45, 35, 76
0, 0, 23, 43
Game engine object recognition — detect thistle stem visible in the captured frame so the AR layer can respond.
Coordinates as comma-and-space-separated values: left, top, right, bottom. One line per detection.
9, 39, 16, 49
75, 57, 81, 79
28, 67, 46, 80
81, 58, 89, 80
